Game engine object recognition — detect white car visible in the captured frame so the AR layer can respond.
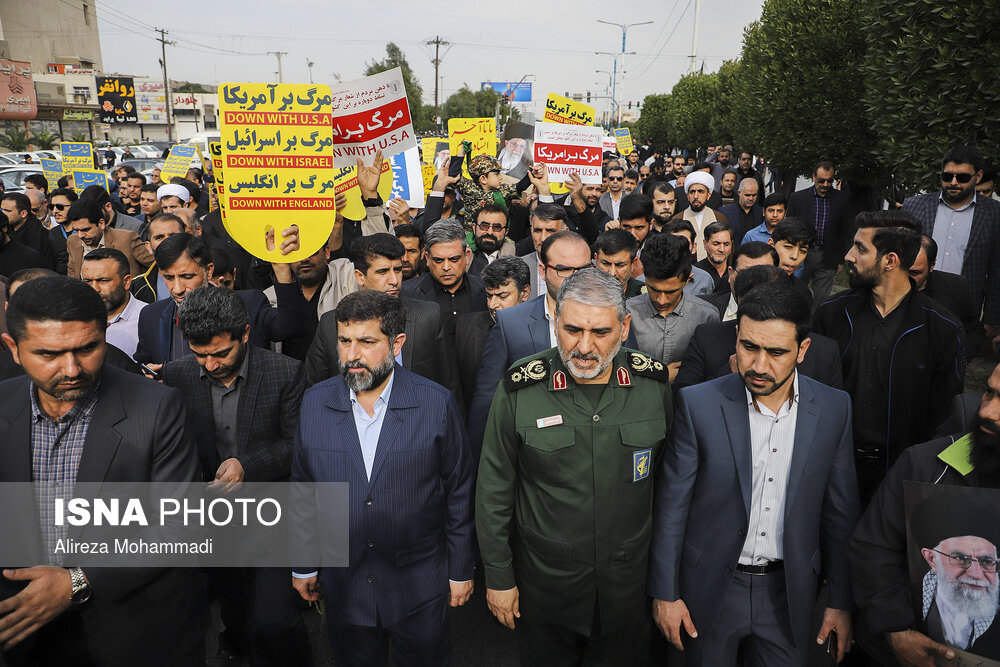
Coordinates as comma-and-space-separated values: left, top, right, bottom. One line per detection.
0, 164, 45, 192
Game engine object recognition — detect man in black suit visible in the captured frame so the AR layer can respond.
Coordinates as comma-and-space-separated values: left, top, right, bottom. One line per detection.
134, 232, 309, 368
0, 276, 207, 666
454, 256, 531, 417
786, 160, 851, 304
676, 265, 843, 391
306, 233, 453, 393
700, 241, 780, 321
911, 234, 987, 357
162, 285, 309, 666
401, 219, 487, 345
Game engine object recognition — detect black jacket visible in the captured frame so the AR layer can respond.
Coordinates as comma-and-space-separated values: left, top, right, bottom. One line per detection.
786, 186, 850, 269
813, 286, 966, 462
453, 310, 493, 418
924, 270, 986, 357
674, 319, 844, 391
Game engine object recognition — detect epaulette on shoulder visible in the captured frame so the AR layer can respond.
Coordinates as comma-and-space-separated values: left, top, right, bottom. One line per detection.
626, 351, 668, 382
503, 356, 550, 392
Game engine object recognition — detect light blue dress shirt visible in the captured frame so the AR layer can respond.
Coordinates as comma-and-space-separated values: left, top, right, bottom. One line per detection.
350, 370, 395, 481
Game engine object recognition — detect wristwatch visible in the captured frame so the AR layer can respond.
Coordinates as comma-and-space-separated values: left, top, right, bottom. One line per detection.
69, 567, 92, 605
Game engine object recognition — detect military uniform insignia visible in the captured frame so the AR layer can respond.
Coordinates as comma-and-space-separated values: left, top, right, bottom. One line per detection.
504, 357, 549, 391
552, 370, 567, 391
627, 351, 668, 382
616, 367, 632, 387
633, 449, 652, 482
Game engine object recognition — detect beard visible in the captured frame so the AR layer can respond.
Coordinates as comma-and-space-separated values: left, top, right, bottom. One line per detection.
294, 263, 328, 288
102, 284, 128, 313
36, 366, 101, 402
340, 353, 395, 393
689, 200, 706, 213
558, 338, 621, 381
943, 184, 974, 204
476, 233, 502, 254
846, 261, 880, 289
742, 366, 795, 397
971, 413, 1000, 487
207, 342, 248, 382
936, 557, 1000, 620
653, 212, 672, 228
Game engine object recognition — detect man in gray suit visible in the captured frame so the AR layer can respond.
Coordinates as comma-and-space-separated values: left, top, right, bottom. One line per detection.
649, 280, 860, 666
520, 203, 568, 299
0, 276, 207, 666
305, 233, 457, 398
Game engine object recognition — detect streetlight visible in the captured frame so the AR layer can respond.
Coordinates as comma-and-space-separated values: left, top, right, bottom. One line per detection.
596, 70, 614, 126
306, 59, 315, 84
597, 19, 652, 125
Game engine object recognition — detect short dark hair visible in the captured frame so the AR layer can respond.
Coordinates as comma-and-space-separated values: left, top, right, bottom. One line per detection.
170, 178, 201, 203
79, 184, 111, 208
624, 169, 638, 181
663, 219, 696, 243
186, 167, 204, 184
82, 247, 130, 278
733, 241, 779, 266
982, 163, 998, 184
737, 280, 812, 343
7, 267, 57, 285
351, 233, 405, 274
140, 183, 159, 195
476, 203, 509, 226
57, 175, 71, 189
49, 187, 78, 203
177, 285, 249, 345
210, 246, 235, 277
2, 192, 29, 214
619, 193, 653, 222
335, 290, 406, 341
154, 233, 213, 271
704, 220, 733, 242
149, 212, 186, 234
771, 217, 816, 247
651, 181, 674, 198
639, 232, 692, 281
692, 160, 712, 173
24, 173, 48, 193
733, 264, 788, 301
66, 199, 106, 225
942, 145, 985, 173
606, 165, 625, 177
127, 172, 147, 185
481, 256, 530, 292
855, 210, 923, 270
920, 234, 938, 267
593, 229, 638, 261
762, 192, 787, 209
540, 230, 589, 265
393, 223, 423, 248
532, 202, 568, 225
813, 161, 835, 174
6, 275, 107, 342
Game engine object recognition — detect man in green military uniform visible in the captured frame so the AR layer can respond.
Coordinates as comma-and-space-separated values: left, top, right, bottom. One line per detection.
476, 267, 673, 666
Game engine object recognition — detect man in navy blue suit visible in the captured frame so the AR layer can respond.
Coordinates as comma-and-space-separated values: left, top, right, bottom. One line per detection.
291, 290, 475, 667
465, 230, 594, 457
649, 280, 860, 666
133, 232, 309, 368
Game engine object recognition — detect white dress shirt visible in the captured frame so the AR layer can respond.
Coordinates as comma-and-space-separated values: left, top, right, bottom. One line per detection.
544, 295, 557, 347
739, 372, 800, 565
106, 292, 143, 360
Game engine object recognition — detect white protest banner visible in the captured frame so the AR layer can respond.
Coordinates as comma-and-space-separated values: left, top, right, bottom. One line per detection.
533, 122, 603, 184
330, 67, 416, 168
603, 136, 618, 155
388, 147, 425, 209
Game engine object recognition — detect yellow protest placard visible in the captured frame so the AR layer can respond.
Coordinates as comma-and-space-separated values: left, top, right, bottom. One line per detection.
448, 118, 496, 178
333, 162, 392, 222
72, 169, 109, 195
614, 128, 634, 155
40, 159, 63, 187
160, 144, 196, 185
421, 138, 439, 165
421, 164, 436, 195
208, 141, 227, 226
218, 82, 338, 262
60, 142, 94, 173
543, 93, 596, 126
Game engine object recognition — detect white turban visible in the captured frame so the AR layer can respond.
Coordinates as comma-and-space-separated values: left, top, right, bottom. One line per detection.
156, 183, 190, 202
684, 170, 715, 193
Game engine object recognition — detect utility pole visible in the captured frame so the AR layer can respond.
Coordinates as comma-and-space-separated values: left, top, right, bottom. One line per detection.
306, 59, 315, 84
689, 0, 702, 73
424, 36, 450, 128
156, 28, 174, 142
268, 52, 287, 83
598, 20, 652, 125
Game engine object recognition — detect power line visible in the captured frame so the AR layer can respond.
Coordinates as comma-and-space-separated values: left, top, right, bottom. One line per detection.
629, 0, 695, 81
629, 0, 682, 75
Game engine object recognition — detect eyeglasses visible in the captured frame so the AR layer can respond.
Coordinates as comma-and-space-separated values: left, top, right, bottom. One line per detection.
51, 203, 69, 211
476, 222, 506, 233
931, 549, 999, 573
607, 176, 624, 181
941, 172, 975, 184
545, 263, 592, 278
815, 178, 835, 185
31, 205, 45, 214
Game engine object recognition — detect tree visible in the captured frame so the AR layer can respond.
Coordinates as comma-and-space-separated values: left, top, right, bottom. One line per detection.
633, 95, 672, 149
712, 60, 747, 148
0, 125, 30, 151
738, 0, 880, 185
668, 72, 720, 151
439, 86, 517, 125
862, 0, 1000, 194
30, 130, 60, 150
175, 82, 210, 94
365, 43, 434, 132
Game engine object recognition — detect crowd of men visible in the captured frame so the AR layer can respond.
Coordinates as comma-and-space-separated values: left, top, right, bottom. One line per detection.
0, 137, 999, 667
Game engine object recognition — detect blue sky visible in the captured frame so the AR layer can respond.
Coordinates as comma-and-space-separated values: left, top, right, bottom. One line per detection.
96, 0, 764, 119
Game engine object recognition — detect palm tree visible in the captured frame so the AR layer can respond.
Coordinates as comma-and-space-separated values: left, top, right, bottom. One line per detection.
29, 131, 60, 150
70, 132, 89, 142
0, 126, 31, 151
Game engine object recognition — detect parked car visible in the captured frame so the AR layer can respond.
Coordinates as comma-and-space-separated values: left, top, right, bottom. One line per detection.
0, 164, 45, 192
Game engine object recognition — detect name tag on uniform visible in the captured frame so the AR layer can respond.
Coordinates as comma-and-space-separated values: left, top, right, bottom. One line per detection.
633, 449, 652, 482
536, 415, 563, 429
